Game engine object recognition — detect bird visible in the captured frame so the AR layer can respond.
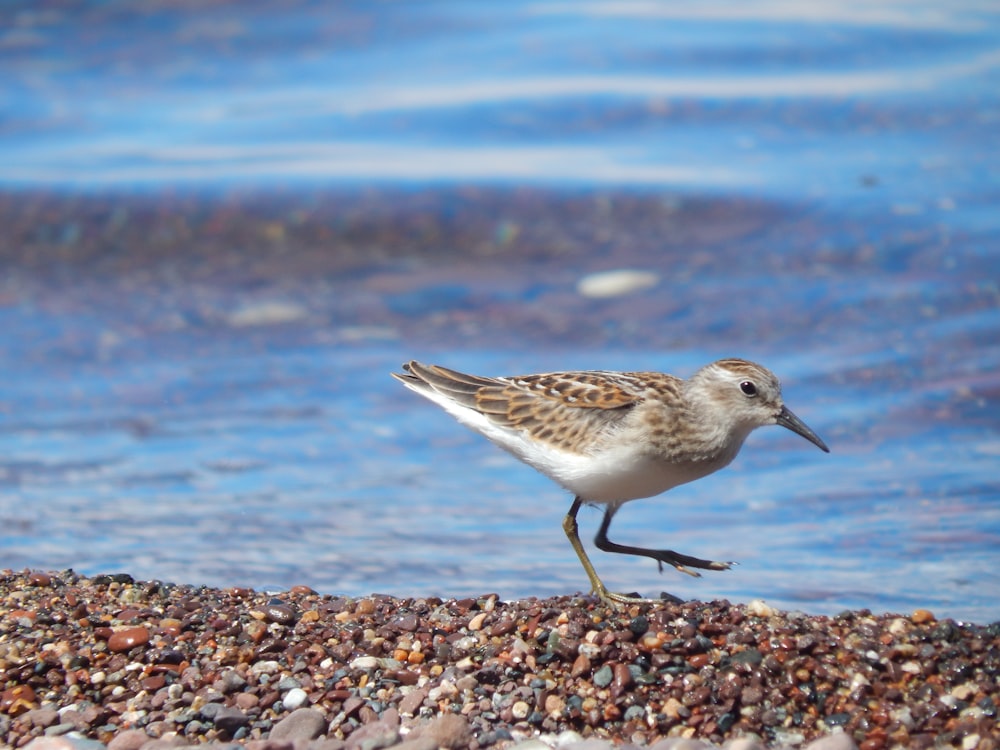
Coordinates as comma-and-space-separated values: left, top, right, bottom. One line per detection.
391, 358, 829, 605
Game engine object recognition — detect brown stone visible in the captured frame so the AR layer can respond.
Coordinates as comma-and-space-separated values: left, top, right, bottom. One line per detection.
108, 626, 151, 652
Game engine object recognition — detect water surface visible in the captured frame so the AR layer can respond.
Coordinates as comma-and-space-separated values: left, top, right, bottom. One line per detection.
1, 1, 998, 623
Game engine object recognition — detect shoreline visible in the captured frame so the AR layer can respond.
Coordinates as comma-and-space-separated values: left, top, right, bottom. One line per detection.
2, 570, 997, 750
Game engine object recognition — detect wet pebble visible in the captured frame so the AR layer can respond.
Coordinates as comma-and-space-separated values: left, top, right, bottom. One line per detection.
0, 570, 994, 750
592, 664, 613, 687
576, 269, 660, 298
107, 626, 150, 652
262, 600, 298, 625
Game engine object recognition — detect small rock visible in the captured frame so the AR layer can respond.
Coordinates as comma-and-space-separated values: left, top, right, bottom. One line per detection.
746, 600, 775, 617
213, 706, 250, 735
28, 571, 52, 587
107, 729, 151, 750
217, 669, 248, 694
282, 687, 309, 711
593, 664, 614, 687
350, 656, 381, 670
22, 708, 59, 729
505, 741, 549, 750
662, 697, 688, 720
723, 739, 767, 750
397, 688, 427, 717
276, 677, 302, 692
344, 718, 399, 750
263, 602, 298, 626
227, 301, 308, 327
803, 733, 860, 750
25, 739, 109, 750
269, 707, 327, 741
309, 742, 347, 750
394, 613, 419, 632
577, 269, 659, 298
412, 713, 472, 749
544, 694, 566, 716
623, 704, 645, 721
611, 662, 633, 695
43, 724, 75, 737
138, 740, 191, 750
391, 737, 438, 750
649, 738, 715, 749
235, 692, 259, 710
108, 626, 150, 652
571, 653, 591, 677
1, 685, 38, 715
251, 660, 282, 676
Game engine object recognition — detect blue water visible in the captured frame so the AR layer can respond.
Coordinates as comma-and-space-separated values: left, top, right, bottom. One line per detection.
1, 1, 999, 623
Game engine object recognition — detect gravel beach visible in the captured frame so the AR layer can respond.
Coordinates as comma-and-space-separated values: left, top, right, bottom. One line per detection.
1, 570, 997, 750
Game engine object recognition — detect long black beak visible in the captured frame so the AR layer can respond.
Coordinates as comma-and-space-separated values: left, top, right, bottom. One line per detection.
776, 405, 830, 453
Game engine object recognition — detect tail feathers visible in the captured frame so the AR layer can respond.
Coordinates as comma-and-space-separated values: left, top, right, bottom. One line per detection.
393, 361, 500, 410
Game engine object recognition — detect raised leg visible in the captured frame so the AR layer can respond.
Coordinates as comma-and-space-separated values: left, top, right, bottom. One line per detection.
594, 505, 734, 578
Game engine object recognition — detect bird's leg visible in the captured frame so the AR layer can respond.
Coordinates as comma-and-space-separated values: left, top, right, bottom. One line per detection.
562, 498, 666, 606
593, 506, 734, 578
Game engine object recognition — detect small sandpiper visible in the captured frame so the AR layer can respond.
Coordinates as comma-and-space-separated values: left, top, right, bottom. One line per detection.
393, 358, 829, 605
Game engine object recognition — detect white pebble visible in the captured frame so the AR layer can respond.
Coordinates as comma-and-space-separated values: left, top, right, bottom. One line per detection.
746, 599, 775, 617
282, 687, 308, 710
554, 730, 584, 747
227, 301, 308, 327
250, 659, 282, 675
511, 700, 531, 719
576, 269, 659, 298
350, 656, 381, 670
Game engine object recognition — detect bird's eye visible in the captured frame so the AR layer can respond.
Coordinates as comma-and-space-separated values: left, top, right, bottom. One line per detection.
740, 380, 758, 397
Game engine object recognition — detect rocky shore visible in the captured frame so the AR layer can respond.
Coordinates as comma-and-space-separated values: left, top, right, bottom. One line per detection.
1, 570, 997, 750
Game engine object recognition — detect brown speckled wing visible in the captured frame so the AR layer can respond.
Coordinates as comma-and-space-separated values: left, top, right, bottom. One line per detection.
476, 371, 669, 452
398, 363, 683, 453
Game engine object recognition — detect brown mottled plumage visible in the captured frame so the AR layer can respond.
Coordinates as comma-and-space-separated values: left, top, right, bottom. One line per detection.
392, 358, 829, 605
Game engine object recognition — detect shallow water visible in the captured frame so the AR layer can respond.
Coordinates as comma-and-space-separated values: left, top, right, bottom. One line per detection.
1, 1, 998, 623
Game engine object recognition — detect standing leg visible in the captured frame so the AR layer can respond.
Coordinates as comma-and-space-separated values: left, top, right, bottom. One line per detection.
562, 498, 669, 605
562, 497, 613, 601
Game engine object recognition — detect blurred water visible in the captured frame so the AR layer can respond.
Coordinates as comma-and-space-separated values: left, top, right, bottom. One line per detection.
1, 1, 999, 622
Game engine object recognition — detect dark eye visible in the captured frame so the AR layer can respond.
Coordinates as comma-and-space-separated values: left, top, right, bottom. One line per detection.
740, 380, 758, 397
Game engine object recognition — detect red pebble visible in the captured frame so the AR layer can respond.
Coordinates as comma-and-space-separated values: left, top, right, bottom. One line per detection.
108, 626, 151, 652
0, 685, 37, 716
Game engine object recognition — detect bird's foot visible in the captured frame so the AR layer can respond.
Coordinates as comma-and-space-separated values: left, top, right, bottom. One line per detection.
654, 555, 736, 578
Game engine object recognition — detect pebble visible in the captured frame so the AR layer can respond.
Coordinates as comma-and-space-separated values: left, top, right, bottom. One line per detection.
106, 626, 150, 652
1, 570, 994, 750
576, 269, 660, 298
226, 301, 308, 327
592, 664, 613, 687
212, 706, 251, 735
282, 687, 309, 710
269, 707, 328, 740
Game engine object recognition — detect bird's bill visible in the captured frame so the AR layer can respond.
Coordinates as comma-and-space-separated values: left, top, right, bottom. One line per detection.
776, 406, 830, 453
